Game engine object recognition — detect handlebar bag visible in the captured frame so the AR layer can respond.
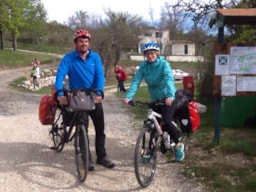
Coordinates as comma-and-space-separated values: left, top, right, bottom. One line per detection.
68, 91, 96, 112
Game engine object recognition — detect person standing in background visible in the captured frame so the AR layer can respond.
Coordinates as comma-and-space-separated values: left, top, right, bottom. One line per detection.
30, 61, 40, 89
114, 64, 128, 93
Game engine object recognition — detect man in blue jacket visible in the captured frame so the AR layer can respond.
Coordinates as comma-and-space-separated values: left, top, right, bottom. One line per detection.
123, 42, 185, 162
55, 29, 115, 170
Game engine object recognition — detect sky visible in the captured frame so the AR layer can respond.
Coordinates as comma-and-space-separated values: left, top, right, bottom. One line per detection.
41, 0, 171, 24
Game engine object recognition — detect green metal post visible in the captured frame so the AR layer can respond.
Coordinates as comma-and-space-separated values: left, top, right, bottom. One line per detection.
214, 26, 224, 144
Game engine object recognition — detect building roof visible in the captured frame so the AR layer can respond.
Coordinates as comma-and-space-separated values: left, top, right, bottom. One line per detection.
209, 8, 256, 27
216, 8, 256, 17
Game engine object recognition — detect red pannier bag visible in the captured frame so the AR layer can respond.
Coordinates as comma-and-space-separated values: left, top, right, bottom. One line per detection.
188, 101, 200, 132
39, 95, 57, 125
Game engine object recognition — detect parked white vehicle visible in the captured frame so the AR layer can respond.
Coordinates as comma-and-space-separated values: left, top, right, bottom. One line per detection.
172, 69, 189, 80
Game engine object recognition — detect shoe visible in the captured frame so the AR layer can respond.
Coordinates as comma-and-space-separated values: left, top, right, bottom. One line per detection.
175, 143, 185, 162
97, 158, 115, 168
89, 161, 94, 171
89, 154, 94, 171
160, 141, 167, 154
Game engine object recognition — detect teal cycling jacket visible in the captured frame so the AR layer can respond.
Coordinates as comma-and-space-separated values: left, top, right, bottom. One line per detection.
55, 49, 104, 96
125, 56, 176, 102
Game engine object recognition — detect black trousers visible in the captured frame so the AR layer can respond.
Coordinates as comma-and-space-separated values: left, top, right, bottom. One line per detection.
117, 80, 126, 92
88, 102, 107, 159
153, 100, 181, 144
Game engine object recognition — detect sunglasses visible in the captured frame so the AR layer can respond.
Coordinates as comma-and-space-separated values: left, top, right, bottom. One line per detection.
144, 51, 157, 57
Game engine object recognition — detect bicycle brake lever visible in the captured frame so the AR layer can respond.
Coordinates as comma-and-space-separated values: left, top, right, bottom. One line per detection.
129, 100, 136, 106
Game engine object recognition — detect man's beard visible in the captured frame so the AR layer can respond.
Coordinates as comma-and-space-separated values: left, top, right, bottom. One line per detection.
79, 48, 87, 54
77, 45, 88, 53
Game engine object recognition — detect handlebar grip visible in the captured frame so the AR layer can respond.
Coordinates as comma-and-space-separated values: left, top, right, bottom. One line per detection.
128, 100, 136, 106
54, 89, 69, 104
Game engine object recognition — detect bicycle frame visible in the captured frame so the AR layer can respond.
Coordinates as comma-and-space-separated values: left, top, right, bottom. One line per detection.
144, 106, 176, 151
62, 110, 85, 143
147, 109, 163, 136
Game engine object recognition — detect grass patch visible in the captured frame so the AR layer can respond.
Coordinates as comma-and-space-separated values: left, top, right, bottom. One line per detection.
183, 101, 256, 191
5, 40, 71, 54
220, 129, 256, 157
0, 49, 60, 68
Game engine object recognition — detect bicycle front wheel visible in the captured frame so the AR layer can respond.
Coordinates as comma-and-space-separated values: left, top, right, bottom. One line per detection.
134, 128, 157, 188
74, 124, 89, 182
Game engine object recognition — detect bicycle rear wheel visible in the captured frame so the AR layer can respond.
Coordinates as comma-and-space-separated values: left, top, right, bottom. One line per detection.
180, 132, 190, 154
49, 108, 65, 152
134, 128, 157, 188
74, 124, 89, 182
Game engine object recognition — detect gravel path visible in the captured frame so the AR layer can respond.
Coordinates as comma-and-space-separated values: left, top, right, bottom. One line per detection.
0, 66, 206, 192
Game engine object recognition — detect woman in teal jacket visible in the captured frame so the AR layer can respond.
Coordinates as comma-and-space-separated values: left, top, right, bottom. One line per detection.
123, 42, 185, 161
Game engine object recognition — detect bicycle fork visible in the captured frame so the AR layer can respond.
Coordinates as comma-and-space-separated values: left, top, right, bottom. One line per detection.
141, 130, 157, 163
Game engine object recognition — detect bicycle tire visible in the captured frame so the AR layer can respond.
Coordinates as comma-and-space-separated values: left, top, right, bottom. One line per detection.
134, 128, 157, 188
180, 132, 190, 154
50, 108, 65, 152
74, 124, 89, 182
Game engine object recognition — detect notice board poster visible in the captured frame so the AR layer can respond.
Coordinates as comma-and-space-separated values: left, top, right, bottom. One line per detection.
221, 75, 236, 96
215, 54, 230, 75
237, 76, 256, 92
229, 46, 256, 74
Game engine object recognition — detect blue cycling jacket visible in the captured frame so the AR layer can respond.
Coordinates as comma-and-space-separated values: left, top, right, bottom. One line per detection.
55, 49, 104, 96
125, 56, 176, 102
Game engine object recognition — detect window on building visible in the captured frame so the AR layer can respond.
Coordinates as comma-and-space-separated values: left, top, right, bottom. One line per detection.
169, 45, 172, 55
184, 44, 188, 55
144, 32, 152, 37
140, 43, 145, 53
155, 31, 162, 38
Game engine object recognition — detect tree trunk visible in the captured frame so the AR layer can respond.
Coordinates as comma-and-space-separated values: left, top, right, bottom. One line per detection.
0, 30, 5, 50
12, 32, 17, 51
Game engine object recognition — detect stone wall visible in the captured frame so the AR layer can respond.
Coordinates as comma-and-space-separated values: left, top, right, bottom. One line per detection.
21, 68, 57, 91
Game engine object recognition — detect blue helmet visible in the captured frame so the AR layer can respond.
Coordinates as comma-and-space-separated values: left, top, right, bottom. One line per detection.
142, 42, 160, 53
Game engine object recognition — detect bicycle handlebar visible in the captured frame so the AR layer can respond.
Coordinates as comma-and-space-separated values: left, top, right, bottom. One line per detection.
128, 99, 166, 108
54, 88, 104, 104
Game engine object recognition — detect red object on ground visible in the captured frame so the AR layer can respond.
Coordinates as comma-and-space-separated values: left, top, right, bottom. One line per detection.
183, 75, 194, 98
188, 101, 200, 132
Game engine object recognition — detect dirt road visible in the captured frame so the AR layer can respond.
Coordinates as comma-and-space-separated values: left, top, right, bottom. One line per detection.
0, 67, 206, 192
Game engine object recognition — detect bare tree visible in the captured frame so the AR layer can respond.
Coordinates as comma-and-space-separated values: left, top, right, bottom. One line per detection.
67, 10, 89, 30
88, 10, 143, 77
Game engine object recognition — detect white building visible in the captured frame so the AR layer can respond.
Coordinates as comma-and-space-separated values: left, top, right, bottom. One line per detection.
131, 28, 204, 62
